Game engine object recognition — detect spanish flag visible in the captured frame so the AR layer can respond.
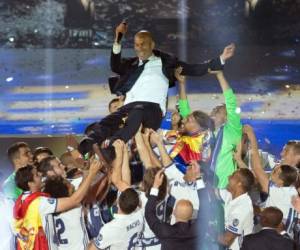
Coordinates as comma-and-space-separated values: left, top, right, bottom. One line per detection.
170, 132, 206, 164
13, 192, 50, 250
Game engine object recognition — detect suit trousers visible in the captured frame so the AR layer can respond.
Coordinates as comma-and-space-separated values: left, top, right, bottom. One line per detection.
89, 101, 163, 145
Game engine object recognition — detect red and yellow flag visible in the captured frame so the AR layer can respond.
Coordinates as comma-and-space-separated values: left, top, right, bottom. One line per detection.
170, 132, 206, 164
13, 192, 50, 250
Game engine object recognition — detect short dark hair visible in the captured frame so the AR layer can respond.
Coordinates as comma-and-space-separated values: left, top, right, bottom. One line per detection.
142, 167, 167, 201
260, 207, 283, 228
237, 168, 255, 192
38, 155, 57, 176
192, 111, 214, 131
15, 165, 34, 191
7, 142, 29, 162
43, 176, 69, 198
108, 98, 120, 111
279, 164, 298, 187
118, 188, 139, 214
33, 147, 53, 163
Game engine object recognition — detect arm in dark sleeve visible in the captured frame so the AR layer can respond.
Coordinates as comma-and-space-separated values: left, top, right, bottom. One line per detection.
178, 57, 223, 76
110, 49, 127, 75
145, 195, 175, 239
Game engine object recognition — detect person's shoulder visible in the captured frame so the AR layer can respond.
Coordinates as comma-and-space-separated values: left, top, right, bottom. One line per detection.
243, 230, 264, 242
153, 49, 176, 60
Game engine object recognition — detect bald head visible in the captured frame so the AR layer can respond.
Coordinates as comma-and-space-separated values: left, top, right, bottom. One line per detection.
174, 199, 193, 222
134, 30, 155, 60
135, 30, 154, 41
260, 207, 283, 228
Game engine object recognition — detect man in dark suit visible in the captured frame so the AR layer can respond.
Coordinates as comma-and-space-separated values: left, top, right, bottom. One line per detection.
145, 169, 198, 250
79, 22, 235, 156
241, 206, 298, 250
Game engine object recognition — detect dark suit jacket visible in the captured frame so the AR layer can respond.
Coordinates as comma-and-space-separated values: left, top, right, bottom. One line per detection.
241, 229, 299, 250
145, 194, 198, 250
109, 48, 223, 95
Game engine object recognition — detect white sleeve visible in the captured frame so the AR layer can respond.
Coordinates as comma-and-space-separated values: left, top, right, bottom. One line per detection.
164, 163, 184, 182
112, 43, 121, 54
93, 224, 117, 249
39, 197, 57, 216
226, 206, 248, 235
219, 189, 232, 203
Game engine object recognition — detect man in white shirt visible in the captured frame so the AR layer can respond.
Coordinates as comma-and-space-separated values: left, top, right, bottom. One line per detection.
243, 125, 299, 236
89, 188, 144, 250
218, 168, 255, 250
78, 22, 235, 156
13, 160, 101, 250
43, 176, 90, 250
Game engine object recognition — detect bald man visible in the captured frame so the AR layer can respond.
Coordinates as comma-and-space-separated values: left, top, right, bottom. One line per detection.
241, 207, 298, 250
145, 170, 198, 250
79, 22, 235, 156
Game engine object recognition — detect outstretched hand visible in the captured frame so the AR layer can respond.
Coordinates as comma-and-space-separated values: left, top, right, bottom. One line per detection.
220, 43, 235, 62
115, 22, 128, 42
175, 66, 186, 84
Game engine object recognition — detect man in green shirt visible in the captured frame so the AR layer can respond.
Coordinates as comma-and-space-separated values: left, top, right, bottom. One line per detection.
2, 142, 33, 200
209, 71, 242, 188
177, 64, 242, 188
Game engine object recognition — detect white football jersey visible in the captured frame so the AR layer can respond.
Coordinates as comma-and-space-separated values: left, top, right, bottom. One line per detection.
220, 190, 254, 250
165, 163, 200, 221
265, 182, 299, 235
93, 209, 144, 250
48, 206, 89, 250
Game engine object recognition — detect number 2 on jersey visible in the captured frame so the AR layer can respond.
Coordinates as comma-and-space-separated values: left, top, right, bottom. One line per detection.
55, 218, 69, 244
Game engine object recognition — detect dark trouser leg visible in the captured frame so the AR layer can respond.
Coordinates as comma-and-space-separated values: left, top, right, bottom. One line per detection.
111, 103, 162, 143
79, 105, 130, 155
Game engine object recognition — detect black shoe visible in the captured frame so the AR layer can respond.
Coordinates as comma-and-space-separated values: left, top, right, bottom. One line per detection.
78, 136, 95, 156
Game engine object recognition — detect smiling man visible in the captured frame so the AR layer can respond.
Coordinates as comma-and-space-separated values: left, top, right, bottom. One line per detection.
79, 22, 235, 155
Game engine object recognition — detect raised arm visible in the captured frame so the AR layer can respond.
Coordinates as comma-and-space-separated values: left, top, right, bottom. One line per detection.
179, 44, 235, 76
175, 67, 191, 118
244, 125, 269, 193
142, 129, 162, 167
211, 70, 242, 141
111, 140, 130, 192
121, 143, 131, 186
110, 22, 129, 74
135, 127, 153, 168
56, 158, 101, 213
233, 139, 249, 169
145, 170, 174, 238
150, 130, 173, 167
215, 71, 230, 92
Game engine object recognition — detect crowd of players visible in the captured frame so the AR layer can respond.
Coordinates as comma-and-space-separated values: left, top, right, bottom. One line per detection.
1, 23, 300, 250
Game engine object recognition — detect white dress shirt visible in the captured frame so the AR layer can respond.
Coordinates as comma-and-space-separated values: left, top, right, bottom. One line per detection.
113, 43, 170, 115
